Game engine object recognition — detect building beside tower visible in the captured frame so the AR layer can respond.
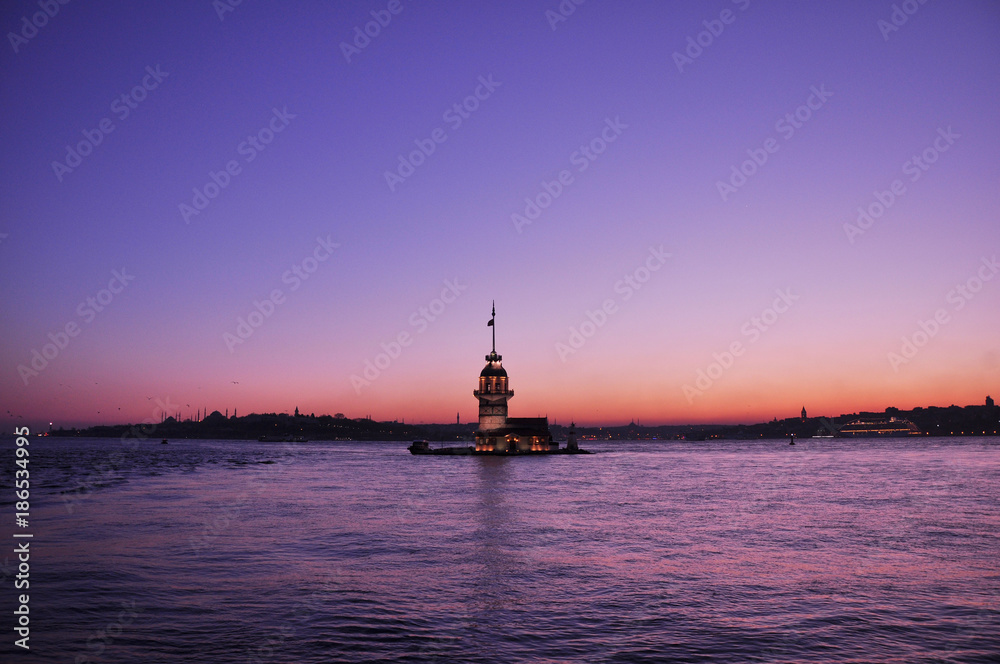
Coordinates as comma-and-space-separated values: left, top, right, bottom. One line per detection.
473, 303, 554, 453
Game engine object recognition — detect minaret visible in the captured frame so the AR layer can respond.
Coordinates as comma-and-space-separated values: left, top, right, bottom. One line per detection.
474, 303, 514, 451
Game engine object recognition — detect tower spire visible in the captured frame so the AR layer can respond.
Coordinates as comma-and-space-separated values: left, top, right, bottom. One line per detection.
484, 301, 500, 362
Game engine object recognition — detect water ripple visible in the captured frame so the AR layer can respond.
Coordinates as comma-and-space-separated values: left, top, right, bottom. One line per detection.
2, 436, 998, 662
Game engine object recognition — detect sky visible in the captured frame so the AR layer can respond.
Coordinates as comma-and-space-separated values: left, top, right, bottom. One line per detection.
1, 0, 998, 429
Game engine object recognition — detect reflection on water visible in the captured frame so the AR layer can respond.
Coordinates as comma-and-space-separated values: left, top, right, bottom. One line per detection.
473, 457, 521, 615
3, 436, 998, 663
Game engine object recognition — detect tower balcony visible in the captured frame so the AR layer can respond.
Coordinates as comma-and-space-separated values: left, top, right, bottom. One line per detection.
473, 388, 513, 401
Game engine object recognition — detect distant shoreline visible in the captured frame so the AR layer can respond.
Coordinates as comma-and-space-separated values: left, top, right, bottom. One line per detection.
40, 400, 1000, 442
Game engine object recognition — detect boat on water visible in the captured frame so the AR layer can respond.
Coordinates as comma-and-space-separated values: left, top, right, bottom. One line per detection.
408, 440, 473, 455
838, 417, 921, 437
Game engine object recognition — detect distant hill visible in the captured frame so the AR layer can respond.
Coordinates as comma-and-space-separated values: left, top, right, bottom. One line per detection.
47, 400, 998, 441
48, 412, 478, 442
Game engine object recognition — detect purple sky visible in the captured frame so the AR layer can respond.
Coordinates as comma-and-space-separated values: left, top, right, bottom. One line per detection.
2, 0, 998, 428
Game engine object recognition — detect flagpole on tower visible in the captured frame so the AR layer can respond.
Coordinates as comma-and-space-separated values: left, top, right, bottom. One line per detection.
489, 301, 496, 353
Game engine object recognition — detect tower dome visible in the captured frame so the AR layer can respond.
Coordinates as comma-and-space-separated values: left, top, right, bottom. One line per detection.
480, 351, 507, 378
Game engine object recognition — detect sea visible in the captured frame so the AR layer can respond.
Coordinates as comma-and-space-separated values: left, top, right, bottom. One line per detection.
2, 436, 998, 663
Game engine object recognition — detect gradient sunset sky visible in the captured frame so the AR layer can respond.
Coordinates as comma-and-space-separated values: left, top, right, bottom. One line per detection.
2, 0, 998, 428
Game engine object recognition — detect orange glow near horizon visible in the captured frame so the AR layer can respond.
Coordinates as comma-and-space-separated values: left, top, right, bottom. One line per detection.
22, 348, 997, 430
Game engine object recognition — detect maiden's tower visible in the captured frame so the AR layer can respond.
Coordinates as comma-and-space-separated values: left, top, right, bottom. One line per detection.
473, 303, 554, 453
408, 303, 588, 455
